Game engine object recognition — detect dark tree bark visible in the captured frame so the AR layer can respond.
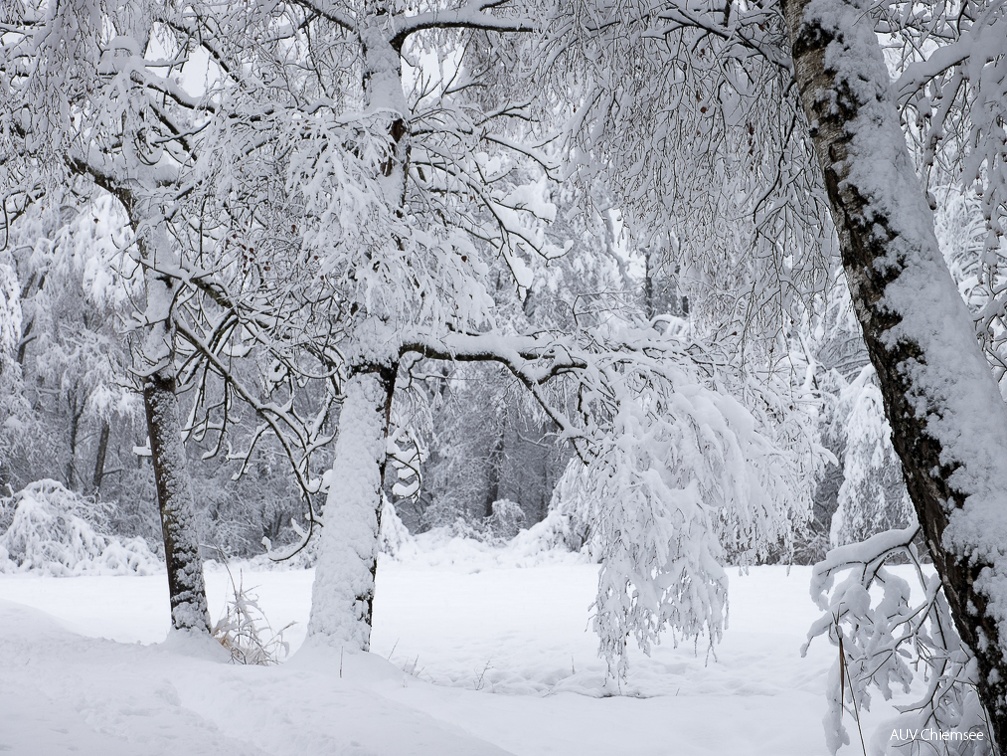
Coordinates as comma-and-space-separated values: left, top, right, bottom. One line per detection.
783, 0, 1007, 745
65, 398, 82, 490
485, 428, 505, 519
133, 227, 210, 635
91, 420, 110, 494
144, 369, 211, 633
122, 266, 212, 635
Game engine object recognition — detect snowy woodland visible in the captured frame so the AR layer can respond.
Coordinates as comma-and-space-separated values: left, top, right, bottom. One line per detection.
1, 0, 1007, 753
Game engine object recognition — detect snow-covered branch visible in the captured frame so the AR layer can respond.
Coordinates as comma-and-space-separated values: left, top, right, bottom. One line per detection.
391, 0, 540, 49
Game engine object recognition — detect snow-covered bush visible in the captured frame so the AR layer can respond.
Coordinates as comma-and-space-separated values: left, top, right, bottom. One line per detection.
805, 528, 991, 755
213, 569, 294, 665
0, 480, 159, 576
412, 501, 528, 546
485, 499, 526, 542
379, 498, 416, 558
531, 466, 603, 557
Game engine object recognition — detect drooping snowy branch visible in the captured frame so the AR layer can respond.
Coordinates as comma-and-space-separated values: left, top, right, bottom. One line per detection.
804, 528, 991, 754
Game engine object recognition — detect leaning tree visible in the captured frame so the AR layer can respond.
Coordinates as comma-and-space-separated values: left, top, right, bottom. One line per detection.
784, 0, 1007, 747
540, 0, 1007, 748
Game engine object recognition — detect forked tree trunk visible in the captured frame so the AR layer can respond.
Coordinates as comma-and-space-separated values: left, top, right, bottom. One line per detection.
783, 0, 1007, 744
307, 364, 397, 650
305, 17, 407, 652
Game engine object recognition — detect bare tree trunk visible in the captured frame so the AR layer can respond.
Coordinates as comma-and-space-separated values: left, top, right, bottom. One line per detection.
783, 0, 1007, 744
65, 398, 82, 490
307, 364, 397, 650
91, 420, 110, 494
485, 428, 505, 519
643, 247, 656, 322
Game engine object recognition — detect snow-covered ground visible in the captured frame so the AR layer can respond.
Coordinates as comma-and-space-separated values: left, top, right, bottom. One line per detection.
0, 540, 897, 755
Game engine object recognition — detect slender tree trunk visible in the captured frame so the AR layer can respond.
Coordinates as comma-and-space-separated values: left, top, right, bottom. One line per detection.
91, 420, 110, 494
644, 248, 656, 322
485, 429, 505, 519
308, 364, 397, 650
65, 399, 81, 490
144, 369, 211, 633
16, 318, 32, 366
783, 0, 1007, 744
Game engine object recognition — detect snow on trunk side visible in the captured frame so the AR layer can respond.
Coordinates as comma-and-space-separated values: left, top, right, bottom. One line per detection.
307, 367, 395, 650
783, 0, 1007, 742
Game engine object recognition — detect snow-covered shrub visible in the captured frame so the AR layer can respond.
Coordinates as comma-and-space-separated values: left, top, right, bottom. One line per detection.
379, 498, 416, 558
0, 480, 159, 575
805, 528, 991, 755
213, 569, 294, 665
417, 498, 469, 532
530, 467, 603, 556
416, 500, 528, 546
484, 499, 526, 542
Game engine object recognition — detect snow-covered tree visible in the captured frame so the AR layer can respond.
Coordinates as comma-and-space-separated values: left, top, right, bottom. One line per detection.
500, 0, 1007, 746
0, 0, 243, 632
782, 0, 1007, 747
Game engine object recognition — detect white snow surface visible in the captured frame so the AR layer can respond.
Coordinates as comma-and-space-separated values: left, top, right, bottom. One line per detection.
0, 538, 897, 756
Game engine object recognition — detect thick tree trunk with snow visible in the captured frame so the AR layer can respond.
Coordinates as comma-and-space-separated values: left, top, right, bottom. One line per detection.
307, 365, 397, 650
143, 369, 211, 633
783, 0, 1007, 742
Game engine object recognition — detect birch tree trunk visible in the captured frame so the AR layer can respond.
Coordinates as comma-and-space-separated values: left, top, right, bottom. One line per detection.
307, 365, 396, 650
782, 0, 1007, 743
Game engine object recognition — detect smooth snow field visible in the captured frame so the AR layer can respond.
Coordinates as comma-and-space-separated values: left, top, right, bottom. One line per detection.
0, 542, 899, 756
